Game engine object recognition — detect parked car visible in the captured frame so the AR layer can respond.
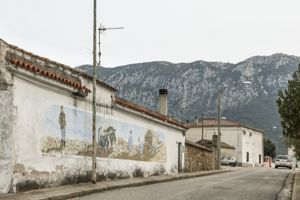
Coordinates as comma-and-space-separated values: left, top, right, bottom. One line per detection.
274, 155, 294, 169
221, 156, 237, 167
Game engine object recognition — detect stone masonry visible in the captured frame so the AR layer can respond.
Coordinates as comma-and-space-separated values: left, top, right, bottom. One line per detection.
184, 140, 215, 172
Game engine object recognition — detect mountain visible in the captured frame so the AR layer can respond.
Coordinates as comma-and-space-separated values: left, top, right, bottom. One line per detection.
77, 53, 300, 154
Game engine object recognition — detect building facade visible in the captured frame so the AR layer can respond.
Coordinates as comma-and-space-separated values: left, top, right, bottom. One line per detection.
186, 118, 264, 167
0, 39, 186, 194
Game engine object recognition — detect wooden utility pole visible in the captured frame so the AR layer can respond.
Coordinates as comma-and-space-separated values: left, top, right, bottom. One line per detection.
91, 0, 97, 184
217, 90, 222, 170
201, 113, 204, 140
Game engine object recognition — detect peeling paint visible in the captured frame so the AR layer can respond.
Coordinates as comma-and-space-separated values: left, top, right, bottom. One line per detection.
13, 163, 26, 176
0, 40, 185, 195
0, 40, 14, 194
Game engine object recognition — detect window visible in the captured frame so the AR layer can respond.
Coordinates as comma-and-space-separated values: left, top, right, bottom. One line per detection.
246, 152, 249, 162
249, 132, 252, 137
243, 130, 246, 135
259, 154, 261, 164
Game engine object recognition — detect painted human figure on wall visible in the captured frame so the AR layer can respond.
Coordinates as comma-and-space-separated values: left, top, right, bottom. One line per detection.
59, 106, 66, 148
138, 136, 143, 156
128, 131, 133, 152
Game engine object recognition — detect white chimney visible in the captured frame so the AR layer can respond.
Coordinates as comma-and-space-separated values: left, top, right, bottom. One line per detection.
159, 89, 168, 115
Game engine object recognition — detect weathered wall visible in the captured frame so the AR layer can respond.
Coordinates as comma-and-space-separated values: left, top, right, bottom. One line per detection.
113, 106, 185, 174
1, 47, 185, 193
184, 143, 214, 172
0, 40, 14, 194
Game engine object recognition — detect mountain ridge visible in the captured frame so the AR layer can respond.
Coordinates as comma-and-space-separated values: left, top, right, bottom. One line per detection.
77, 53, 300, 154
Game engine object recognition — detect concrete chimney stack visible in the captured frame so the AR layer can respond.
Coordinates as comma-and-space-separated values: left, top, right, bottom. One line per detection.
159, 89, 168, 116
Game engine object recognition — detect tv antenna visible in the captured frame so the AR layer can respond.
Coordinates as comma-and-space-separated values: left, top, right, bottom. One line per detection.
98, 25, 124, 67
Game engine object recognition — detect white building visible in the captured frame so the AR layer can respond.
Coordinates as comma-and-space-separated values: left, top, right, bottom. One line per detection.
186, 118, 264, 167
0, 39, 186, 194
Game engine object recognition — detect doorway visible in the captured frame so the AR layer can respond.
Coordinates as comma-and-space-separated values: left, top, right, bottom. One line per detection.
178, 142, 182, 172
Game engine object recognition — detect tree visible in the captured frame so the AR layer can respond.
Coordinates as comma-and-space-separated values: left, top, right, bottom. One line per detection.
277, 64, 300, 157
264, 138, 276, 158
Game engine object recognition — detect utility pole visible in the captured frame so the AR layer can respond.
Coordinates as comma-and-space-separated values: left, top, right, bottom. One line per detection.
201, 113, 204, 140
91, 22, 123, 183
215, 82, 250, 170
91, 0, 97, 184
217, 89, 222, 170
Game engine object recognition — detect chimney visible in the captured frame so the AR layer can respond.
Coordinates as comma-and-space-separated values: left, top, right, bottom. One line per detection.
159, 89, 168, 116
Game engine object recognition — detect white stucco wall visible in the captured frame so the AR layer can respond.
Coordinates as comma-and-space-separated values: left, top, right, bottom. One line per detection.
241, 129, 263, 166
0, 61, 185, 193
113, 106, 185, 173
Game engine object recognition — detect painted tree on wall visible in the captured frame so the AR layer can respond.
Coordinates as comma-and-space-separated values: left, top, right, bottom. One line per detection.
277, 63, 300, 158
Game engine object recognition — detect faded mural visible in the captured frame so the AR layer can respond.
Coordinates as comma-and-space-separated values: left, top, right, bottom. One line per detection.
41, 105, 166, 163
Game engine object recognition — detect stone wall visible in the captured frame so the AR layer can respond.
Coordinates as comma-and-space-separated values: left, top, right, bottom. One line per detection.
184, 141, 214, 172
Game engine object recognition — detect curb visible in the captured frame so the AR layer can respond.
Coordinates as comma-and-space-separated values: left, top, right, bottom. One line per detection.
49, 170, 231, 200
277, 171, 295, 200
0, 170, 231, 200
292, 171, 298, 200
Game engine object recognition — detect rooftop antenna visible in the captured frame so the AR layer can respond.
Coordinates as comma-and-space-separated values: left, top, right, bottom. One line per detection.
98, 25, 124, 67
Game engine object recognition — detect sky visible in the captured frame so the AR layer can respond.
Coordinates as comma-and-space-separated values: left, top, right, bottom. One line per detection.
1, 0, 300, 68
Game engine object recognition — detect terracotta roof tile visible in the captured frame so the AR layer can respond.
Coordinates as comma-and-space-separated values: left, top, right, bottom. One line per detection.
115, 97, 187, 129
186, 118, 263, 133
197, 139, 236, 150
1, 39, 116, 92
185, 139, 213, 152
6, 52, 91, 95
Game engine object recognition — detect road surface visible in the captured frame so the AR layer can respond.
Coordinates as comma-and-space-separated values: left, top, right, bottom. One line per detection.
71, 168, 290, 200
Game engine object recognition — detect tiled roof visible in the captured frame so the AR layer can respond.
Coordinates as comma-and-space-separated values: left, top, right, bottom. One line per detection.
6, 52, 91, 95
196, 139, 236, 150
115, 97, 187, 129
186, 118, 263, 133
2, 39, 117, 93
186, 118, 240, 127
185, 139, 213, 152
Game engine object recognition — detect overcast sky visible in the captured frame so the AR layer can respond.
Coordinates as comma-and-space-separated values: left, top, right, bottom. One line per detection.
1, 0, 300, 68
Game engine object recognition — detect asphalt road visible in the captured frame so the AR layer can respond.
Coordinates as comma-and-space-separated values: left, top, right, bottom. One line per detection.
71, 168, 290, 200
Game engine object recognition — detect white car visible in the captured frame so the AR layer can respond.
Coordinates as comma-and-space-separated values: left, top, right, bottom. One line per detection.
221, 156, 237, 167
275, 155, 294, 169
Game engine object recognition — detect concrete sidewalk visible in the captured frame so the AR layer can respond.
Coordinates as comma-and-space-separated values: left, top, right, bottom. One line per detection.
0, 169, 232, 200
292, 169, 300, 200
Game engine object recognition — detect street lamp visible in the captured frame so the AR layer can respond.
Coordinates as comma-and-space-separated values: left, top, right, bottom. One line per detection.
216, 81, 252, 170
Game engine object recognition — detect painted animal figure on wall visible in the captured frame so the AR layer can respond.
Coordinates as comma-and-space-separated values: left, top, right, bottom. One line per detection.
97, 126, 116, 153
